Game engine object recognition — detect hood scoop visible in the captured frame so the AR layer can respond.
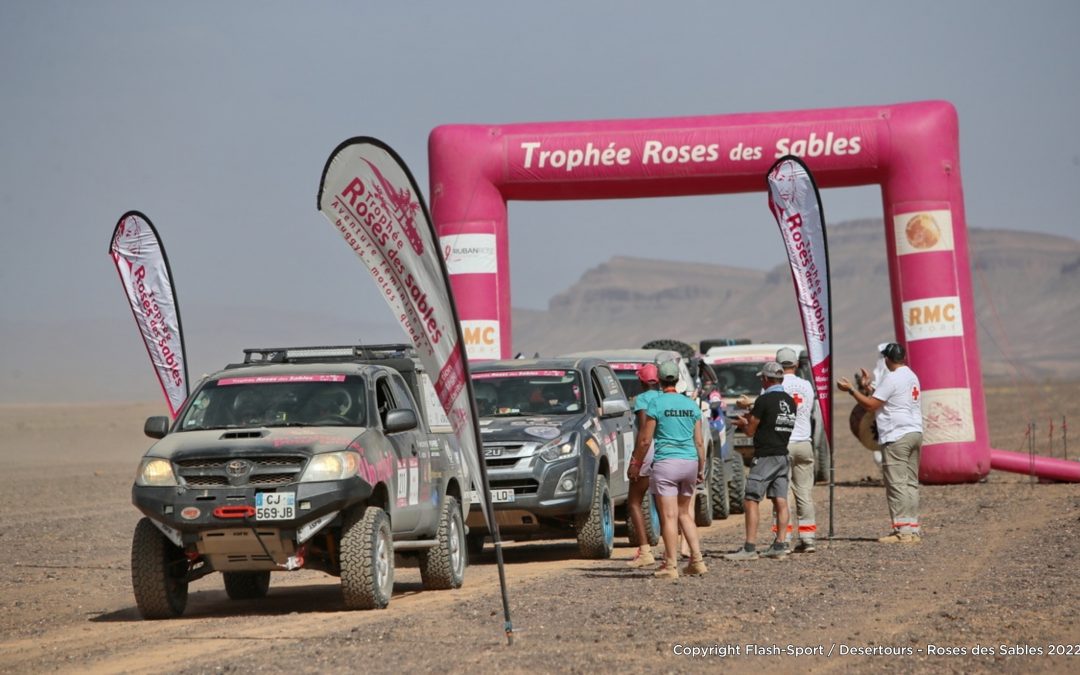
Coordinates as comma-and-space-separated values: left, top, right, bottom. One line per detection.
219, 429, 269, 440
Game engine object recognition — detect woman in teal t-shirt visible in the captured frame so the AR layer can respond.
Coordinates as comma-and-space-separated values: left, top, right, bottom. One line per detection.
629, 360, 707, 579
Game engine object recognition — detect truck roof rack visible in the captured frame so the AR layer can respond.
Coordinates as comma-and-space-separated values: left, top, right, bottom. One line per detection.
239, 344, 418, 367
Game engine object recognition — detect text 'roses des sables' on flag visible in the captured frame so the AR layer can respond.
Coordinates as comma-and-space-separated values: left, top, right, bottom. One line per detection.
108, 211, 189, 418
766, 156, 833, 446
315, 137, 491, 528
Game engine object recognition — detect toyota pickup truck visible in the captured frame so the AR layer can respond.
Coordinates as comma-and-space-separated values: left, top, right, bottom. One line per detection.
129, 344, 471, 618
465, 356, 633, 559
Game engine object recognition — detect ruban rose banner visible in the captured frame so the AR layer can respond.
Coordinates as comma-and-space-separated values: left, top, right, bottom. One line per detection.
109, 211, 189, 418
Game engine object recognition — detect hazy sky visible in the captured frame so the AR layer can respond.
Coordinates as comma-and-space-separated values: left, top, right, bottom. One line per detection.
2, 1, 1078, 401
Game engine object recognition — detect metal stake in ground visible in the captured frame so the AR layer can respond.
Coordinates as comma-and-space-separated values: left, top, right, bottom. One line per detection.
1029, 421, 1036, 484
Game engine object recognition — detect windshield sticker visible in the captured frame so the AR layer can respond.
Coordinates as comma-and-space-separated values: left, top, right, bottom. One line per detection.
524, 426, 561, 440
271, 432, 354, 447
708, 357, 770, 365
218, 375, 346, 386
609, 362, 646, 371
472, 370, 567, 380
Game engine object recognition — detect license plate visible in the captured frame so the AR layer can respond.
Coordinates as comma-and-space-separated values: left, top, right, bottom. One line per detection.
490, 489, 515, 503
255, 492, 295, 520
734, 436, 754, 446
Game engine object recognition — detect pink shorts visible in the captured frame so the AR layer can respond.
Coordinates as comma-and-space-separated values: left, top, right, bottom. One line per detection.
649, 458, 698, 497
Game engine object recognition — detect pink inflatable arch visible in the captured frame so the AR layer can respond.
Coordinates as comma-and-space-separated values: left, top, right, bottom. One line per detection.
428, 100, 1074, 485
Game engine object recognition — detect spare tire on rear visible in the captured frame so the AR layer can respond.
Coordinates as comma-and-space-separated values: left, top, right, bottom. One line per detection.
641, 339, 696, 361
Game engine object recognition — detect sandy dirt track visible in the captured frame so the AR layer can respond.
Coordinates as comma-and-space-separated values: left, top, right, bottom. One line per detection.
0, 382, 1077, 674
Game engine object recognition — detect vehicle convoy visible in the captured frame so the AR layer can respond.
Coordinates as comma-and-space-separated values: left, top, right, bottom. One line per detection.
465, 356, 633, 559
129, 344, 472, 619
704, 342, 831, 482
563, 348, 732, 523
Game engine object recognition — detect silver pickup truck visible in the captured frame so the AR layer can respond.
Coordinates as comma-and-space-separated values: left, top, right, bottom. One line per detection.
130, 344, 471, 618
464, 356, 633, 559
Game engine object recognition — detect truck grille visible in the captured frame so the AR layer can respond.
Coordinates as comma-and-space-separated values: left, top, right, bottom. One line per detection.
486, 457, 522, 468
175, 455, 307, 488
488, 478, 539, 496
483, 443, 528, 469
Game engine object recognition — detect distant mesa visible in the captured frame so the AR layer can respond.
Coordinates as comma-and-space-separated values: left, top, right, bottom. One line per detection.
511, 219, 1080, 382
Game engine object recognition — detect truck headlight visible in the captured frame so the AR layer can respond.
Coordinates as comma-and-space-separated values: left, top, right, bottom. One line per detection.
300, 451, 361, 482
136, 458, 178, 487
538, 434, 578, 462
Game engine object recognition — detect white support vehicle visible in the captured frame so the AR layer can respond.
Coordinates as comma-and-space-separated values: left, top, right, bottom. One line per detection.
705, 342, 831, 483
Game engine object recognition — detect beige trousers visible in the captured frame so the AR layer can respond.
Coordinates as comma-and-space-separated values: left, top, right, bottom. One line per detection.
880, 431, 923, 534
788, 440, 816, 542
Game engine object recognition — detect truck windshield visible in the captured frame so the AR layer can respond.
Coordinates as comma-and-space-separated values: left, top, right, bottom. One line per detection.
177, 374, 367, 430
712, 363, 765, 397
471, 369, 584, 417
609, 365, 647, 399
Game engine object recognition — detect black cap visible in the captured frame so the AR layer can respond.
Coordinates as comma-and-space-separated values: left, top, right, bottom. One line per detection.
881, 342, 906, 362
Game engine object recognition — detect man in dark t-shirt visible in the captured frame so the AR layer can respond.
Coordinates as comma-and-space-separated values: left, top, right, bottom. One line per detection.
725, 362, 795, 560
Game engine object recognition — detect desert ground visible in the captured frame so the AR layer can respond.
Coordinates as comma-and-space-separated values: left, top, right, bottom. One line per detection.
0, 379, 1077, 674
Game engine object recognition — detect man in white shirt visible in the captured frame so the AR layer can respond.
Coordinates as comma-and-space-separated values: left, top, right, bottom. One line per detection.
776, 347, 818, 553
837, 342, 924, 543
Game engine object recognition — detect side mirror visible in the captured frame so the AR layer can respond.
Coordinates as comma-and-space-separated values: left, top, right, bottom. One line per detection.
144, 416, 170, 439
384, 408, 418, 433
600, 397, 630, 417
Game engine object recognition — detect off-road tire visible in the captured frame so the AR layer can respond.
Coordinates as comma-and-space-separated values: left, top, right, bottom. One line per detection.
576, 475, 614, 559
131, 517, 189, 620
694, 455, 714, 527
626, 491, 661, 547
418, 496, 467, 590
641, 339, 696, 361
340, 506, 394, 610
726, 453, 746, 514
223, 571, 270, 600
710, 454, 731, 520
